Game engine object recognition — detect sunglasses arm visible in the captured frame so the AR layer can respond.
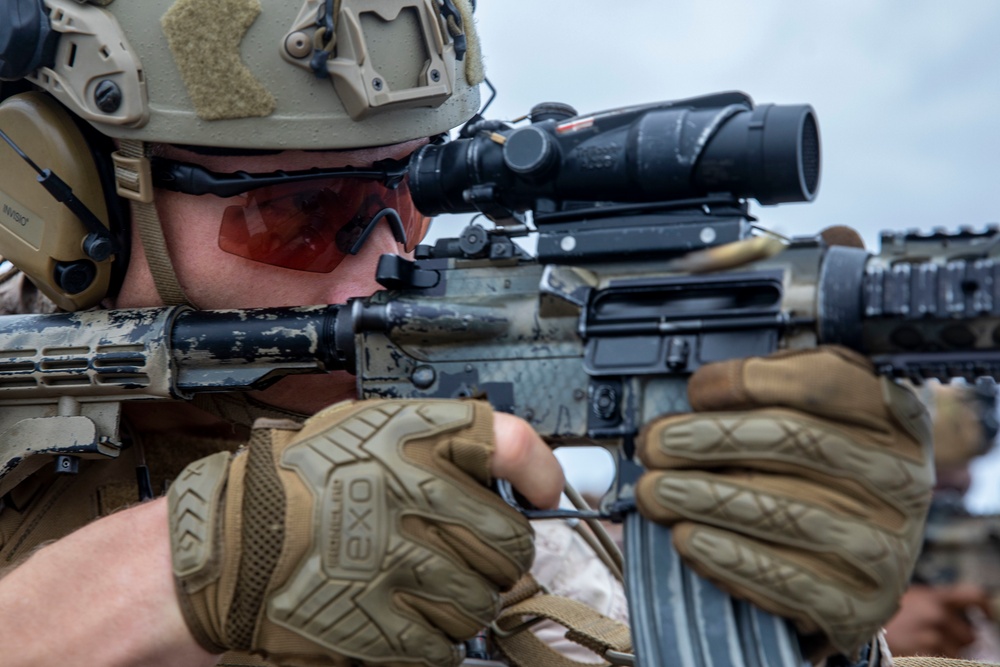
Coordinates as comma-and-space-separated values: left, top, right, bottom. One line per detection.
150, 157, 411, 198
346, 208, 408, 255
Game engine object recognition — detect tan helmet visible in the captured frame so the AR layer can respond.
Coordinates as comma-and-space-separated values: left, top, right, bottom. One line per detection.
0, 0, 483, 310
14, 0, 483, 149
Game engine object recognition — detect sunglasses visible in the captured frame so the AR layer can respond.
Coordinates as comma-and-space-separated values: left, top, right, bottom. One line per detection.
149, 154, 430, 272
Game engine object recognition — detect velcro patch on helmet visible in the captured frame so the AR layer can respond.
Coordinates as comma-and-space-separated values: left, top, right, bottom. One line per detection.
453, 0, 484, 86
161, 0, 276, 121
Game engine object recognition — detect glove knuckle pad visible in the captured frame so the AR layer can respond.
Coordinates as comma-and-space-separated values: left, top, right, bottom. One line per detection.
266, 400, 522, 663
169, 451, 232, 587
645, 412, 927, 504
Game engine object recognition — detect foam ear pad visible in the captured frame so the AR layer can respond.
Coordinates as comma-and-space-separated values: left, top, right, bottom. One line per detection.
0, 91, 128, 310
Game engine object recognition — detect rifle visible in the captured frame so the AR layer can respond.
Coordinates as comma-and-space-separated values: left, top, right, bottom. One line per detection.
2, 92, 1000, 666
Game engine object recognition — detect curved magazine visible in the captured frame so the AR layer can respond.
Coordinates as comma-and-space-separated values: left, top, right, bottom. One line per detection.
624, 515, 807, 667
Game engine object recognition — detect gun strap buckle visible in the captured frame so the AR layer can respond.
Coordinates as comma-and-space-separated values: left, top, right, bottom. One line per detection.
489, 615, 545, 639
111, 148, 153, 204
491, 576, 632, 667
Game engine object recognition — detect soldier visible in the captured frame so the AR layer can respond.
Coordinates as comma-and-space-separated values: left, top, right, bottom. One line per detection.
886, 382, 999, 660
0, 2, 935, 665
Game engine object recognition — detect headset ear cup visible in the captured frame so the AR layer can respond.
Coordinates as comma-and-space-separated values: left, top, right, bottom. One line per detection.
0, 91, 126, 311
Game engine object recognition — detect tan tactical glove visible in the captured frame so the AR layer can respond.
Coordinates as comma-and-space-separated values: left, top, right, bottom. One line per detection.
635, 346, 934, 660
167, 399, 533, 667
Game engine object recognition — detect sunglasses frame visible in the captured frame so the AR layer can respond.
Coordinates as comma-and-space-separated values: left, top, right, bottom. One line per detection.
149, 155, 410, 198
146, 145, 437, 271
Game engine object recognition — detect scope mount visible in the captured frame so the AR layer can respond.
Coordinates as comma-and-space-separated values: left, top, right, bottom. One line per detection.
532, 196, 754, 264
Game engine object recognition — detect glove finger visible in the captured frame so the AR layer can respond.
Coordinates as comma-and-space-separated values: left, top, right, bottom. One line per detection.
268, 570, 462, 667
671, 522, 900, 658
686, 348, 931, 454
636, 470, 912, 582
402, 513, 529, 589
270, 543, 492, 665
687, 347, 872, 411
388, 544, 501, 639
289, 400, 534, 578
396, 470, 534, 581
637, 409, 932, 513
392, 403, 536, 575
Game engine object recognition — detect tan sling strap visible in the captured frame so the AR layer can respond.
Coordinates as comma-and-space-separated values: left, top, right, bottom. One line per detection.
112, 139, 191, 307
494, 573, 634, 667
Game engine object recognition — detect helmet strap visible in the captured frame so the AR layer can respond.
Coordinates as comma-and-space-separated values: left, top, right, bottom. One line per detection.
114, 139, 193, 308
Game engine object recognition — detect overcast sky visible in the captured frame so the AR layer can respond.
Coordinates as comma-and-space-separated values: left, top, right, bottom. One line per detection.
433, 1, 1000, 509
432, 0, 1000, 248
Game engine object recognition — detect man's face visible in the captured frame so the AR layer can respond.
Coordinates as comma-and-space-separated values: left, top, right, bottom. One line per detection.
114, 138, 428, 311
112, 138, 428, 412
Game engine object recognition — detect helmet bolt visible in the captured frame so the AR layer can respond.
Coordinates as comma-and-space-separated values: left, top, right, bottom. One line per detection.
430, 69, 441, 82
94, 79, 122, 113
372, 77, 384, 91
284, 31, 311, 59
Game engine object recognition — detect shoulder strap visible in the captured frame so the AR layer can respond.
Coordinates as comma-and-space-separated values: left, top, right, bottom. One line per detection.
113, 139, 191, 307
494, 573, 633, 667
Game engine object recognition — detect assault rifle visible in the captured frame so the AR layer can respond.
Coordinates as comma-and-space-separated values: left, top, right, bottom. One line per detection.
2, 92, 1000, 666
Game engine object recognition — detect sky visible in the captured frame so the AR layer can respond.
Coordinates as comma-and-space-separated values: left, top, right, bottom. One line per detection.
425, 1, 1000, 509
430, 0, 1000, 248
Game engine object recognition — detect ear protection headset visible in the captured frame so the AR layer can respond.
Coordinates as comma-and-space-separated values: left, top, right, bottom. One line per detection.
0, 89, 130, 311
0, 0, 130, 311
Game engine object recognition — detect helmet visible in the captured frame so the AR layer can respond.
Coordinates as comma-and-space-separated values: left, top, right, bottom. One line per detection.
0, 0, 482, 310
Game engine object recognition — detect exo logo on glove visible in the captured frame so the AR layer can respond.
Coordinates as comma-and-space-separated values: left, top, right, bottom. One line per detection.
323, 464, 386, 576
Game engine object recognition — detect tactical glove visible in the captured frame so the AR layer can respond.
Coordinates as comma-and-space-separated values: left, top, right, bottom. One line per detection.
167, 399, 533, 667
635, 346, 934, 660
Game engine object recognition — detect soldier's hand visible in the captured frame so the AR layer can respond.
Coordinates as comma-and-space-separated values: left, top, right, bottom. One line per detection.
167, 399, 559, 666
635, 346, 934, 660
884, 584, 991, 658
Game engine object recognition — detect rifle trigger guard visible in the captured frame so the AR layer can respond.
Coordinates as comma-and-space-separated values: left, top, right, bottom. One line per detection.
495, 478, 606, 520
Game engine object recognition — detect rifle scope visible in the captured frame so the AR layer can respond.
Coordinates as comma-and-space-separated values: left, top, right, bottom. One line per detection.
409, 92, 820, 216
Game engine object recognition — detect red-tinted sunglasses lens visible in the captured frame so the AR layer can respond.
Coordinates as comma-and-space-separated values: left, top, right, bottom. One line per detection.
218, 177, 430, 272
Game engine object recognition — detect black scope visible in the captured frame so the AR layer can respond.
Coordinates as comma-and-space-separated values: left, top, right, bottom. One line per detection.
409, 92, 820, 217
